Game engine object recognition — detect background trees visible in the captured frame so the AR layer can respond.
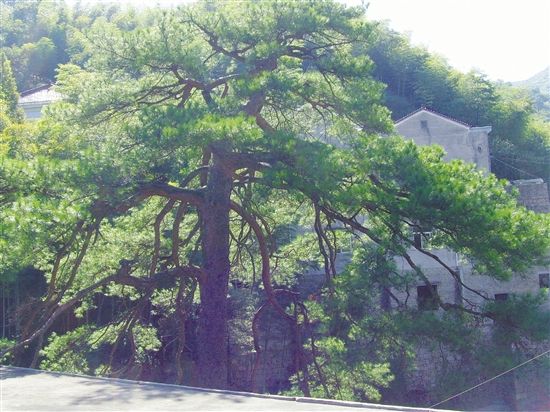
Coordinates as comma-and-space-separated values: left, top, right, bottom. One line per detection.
0, 0, 549, 406
0, 52, 20, 129
2, 0, 548, 182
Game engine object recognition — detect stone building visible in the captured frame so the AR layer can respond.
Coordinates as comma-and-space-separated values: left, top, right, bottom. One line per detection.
296, 107, 549, 409
512, 178, 550, 213
395, 107, 492, 172
394, 107, 549, 312
394, 107, 550, 410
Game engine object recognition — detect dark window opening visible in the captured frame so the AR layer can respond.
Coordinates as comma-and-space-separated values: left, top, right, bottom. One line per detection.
413, 232, 423, 248
495, 293, 509, 301
417, 285, 438, 310
539, 273, 549, 289
411, 225, 432, 249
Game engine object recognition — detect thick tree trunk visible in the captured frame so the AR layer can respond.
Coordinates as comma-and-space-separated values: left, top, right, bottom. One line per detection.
196, 147, 232, 389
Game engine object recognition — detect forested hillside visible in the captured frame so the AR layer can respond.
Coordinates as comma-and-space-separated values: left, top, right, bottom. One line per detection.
1, 1, 549, 410
1, 1, 549, 182
514, 67, 550, 93
512, 67, 550, 121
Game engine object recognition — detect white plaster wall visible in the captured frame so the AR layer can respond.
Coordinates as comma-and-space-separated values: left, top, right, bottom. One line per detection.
19, 103, 46, 120
395, 111, 491, 173
462, 265, 550, 310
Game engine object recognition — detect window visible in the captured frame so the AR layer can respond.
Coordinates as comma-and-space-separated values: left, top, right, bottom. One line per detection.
417, 285, 438, 310
494, 293, 509, 301
412, 226, 432, 249
413, 231, 423, 248
539, 273, 549, 289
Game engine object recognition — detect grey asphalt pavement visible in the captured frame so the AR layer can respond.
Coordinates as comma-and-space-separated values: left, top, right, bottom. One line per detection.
0, 366, 451, 412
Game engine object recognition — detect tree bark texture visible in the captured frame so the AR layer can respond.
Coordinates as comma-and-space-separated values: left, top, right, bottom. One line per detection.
196, 147, 232, 389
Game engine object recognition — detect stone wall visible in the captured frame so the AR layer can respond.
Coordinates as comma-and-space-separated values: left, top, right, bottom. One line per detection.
514, 355, 550, 411
403, 336, 550, 411
512, 179, 550, 213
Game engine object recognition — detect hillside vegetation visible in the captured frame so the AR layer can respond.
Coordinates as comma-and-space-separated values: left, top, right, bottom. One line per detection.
0, 2, 549, 410
513, 67, 549, 93
512, 67, 550, 121
1, 1, 549, 182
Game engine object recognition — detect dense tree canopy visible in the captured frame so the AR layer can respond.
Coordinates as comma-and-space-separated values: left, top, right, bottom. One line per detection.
2, 0, 549, 182
0, 52, 20, 129
1, 0, 549, 404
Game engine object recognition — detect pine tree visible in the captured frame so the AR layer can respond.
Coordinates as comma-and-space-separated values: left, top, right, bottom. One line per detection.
0, 51, 20, 122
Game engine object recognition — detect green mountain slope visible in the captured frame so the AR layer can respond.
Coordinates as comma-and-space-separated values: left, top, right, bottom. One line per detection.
513, 67, 549, 94
512, 67, 550, 120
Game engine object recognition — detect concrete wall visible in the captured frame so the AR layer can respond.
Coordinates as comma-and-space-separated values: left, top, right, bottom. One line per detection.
395, 109, 491, 173
462, 264, 550, 310
389, 255, 549, 312
19, 102, 45, 120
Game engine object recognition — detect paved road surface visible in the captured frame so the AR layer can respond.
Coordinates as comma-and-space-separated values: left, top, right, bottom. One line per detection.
0, 366, 449, 411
